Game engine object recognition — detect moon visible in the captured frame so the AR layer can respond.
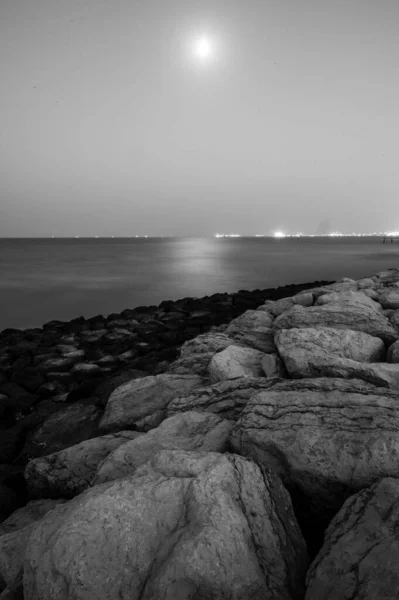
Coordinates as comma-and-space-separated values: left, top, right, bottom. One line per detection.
193, 36, 213, 62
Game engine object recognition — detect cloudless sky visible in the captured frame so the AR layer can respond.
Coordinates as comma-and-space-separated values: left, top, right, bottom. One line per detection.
1, 0, 398, 236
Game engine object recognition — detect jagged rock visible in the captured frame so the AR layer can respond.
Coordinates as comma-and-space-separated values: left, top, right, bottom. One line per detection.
309, 355, 399, 389
379, 290, 399, 310
357, 277, 377, 289
315, 290, 382, 311
258, 297, 294, 317
261, 353, 286, 377
225, 310, 275, 353
209, 344, 267, 382
98, 374, 204, 433
0, 500, 65, 589
168, 331, 234, 376
24, 431, 142, 499
230, 385, 399, 545
387, 341, 399, 363
274, 304, 397, 345
17, 402, 101, 462
94, 411, 234, 485
0, 499, 67, 536
23, 450, 308, 600
305, 478, 399, 600
167, 377, 278, 420
275, 327, 385, 378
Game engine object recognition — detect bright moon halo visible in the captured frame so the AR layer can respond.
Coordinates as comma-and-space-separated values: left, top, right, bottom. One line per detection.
193, 36, 213, 62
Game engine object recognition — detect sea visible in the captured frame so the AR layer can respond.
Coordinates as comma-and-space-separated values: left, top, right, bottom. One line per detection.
0, 236, 398, 332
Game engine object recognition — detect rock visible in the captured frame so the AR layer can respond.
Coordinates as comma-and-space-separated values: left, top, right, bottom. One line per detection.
0, 499, 67, 536
225, 310, 276, 353
230, 384, 399, 553
94, 411, 234, 485
274, 304, 397, 345
389, 309, 399, 332
209, 344, 267, 383
168, 331, 234, 376
37, 357, 77, 373
261, 353, 286, 378
275, 327, 385, 378
92, 370, 149, 409
315, 290, 382, 311
167, 377, 278, 421
309, 355, 399, 390
24, 431, 142, 499
305, 478, 399, 600
98, 374, 204, 433
357, 277, 377, 289
292, 291, 314, 307
70, 362, 103, 380
23, 450, 308, 600
387, 341, 399, 363
379, 290, 399, 310
258, 297, 294, 317
17, 402, 102, 463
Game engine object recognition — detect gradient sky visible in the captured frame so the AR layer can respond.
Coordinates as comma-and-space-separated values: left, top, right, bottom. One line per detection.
1, 0, 398, 236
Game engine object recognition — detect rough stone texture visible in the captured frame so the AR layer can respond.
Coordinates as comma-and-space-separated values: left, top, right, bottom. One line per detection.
309, 355, 399, 390
261, 353, 286, 378
0, 500, 65, 589
0, 500, 67, 536
24, 431, 142, 499
387, 340, 399, 363
23, 450, 308, 600
305, 478, 399, 600
93, 411, 234, 485
378, 290, 399, 310
99, 374, 204, 433
291, 291, 314, 307
167, 377, 279, 421
275, 327, 385, 378
357, 277, 377, 290
314, 290, 382, 311
388, 309, 399, 332
168, 331, 234, 376
17, 402, 102, 463
225, 310, 276, 353
230, 386, 399, 545
258, 297, 294, 317
274, 304, 397, 345
209, 345, 267, 383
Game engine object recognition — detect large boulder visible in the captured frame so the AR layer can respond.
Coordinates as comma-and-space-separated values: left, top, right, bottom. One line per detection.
387, 340, 399, 363
305, 478, 399, 600
168, 331, 234, 377
167, 377, 278, 421
275, 327, 385, 378
309, 355, 399, 390
98, 374, 204, 433
0, 500, 67, 536
225, 310, 276, 353
93, 411, 234, 485
23, 450, 308, 600
378, 290, 399, 310
24, 431, 142, 499
314, 290, 382, 311
274, 304, 397, 345
230, 384, 399, 546
16, 401, 102, 463
209, 345, 266, 383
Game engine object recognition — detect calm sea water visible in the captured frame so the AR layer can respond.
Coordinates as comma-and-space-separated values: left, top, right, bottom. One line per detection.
0, 237, 398, 332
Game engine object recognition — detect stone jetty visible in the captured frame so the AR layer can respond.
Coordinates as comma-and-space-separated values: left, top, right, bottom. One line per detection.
2, 270, 399, 598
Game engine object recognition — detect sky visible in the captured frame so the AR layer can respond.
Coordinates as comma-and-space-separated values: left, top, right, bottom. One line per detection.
1, 0, 399, 237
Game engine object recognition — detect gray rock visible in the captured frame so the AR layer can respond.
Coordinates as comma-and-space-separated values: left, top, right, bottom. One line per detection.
305, 478, 399, 600
387, 340, 399, 363
23, 450, 308, 600
258, 297, 294, 317
357, 277, 378, 289
309, 355, 399, 390
168, 331, 234, 376
93, 411, 234, 484
261, 353, 286, 378
275, 327, 385, 378
274, 304, 397, 345
209, 344, 267, 383
167, 377, 278, 421
315, 290, 382, 311
230, 386, 399, 525
292, 291, 314, 307
0, 499, 67, 537
24, 431, 142, 499
70, 362, 103, 380
225, 310, 276, 352
99, 374, 204, 433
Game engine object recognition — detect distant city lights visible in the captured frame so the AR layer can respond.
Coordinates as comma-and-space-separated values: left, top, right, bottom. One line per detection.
214, 230, 399, 239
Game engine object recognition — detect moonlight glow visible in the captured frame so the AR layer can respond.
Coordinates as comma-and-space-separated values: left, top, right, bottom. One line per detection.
193, 36, 213, 62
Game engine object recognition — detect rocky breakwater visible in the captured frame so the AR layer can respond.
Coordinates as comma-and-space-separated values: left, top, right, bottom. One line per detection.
4, 270, 399, 598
